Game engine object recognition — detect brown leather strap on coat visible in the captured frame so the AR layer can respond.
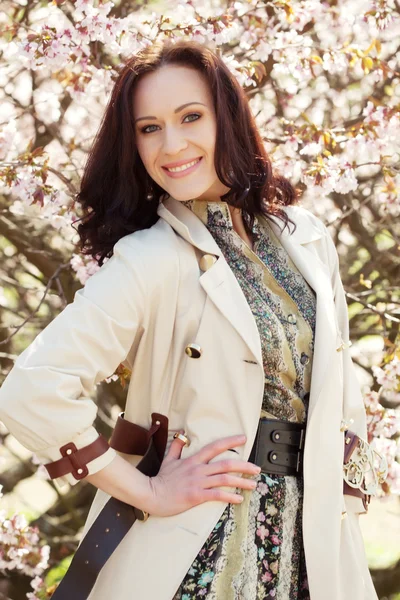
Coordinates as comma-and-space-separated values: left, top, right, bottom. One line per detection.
109, 411, 168, 462
44, 435, 110, 480
343, 429, 360, 463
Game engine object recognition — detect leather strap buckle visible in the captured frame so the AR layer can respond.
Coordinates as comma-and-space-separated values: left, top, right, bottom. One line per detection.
250, 419, 306, 477
270, 426, 305, 473
60, 441, 89, 480
44, 435, 110, 480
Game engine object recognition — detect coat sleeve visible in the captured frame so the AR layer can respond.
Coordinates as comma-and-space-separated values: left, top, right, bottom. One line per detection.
322, 224, 368, 514
0, 235, 146, 487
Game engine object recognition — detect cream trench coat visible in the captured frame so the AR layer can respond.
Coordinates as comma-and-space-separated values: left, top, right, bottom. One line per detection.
0, 196, 377, 600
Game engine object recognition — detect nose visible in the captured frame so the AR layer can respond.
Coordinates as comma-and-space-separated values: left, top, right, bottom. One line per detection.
162, 126, 188, 156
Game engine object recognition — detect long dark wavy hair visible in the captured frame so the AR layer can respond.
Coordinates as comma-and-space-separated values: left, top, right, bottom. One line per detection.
75, 38, 298, 265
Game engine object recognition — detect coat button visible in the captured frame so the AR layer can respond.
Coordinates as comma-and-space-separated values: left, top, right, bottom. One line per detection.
199, 254, 217, 271
185, 343, 202, 358
287, 314, 297, 324
300, 352, 310, 365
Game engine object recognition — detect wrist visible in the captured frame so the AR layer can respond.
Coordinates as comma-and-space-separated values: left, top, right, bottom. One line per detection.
86, 454, 154, 514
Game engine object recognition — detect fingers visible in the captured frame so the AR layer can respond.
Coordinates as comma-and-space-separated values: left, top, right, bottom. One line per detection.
201, 473, 258, 491
189, 434, 248, 465
202, 459, 261, 477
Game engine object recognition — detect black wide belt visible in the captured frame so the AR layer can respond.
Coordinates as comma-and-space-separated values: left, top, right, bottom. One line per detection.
248, 418, 306, 477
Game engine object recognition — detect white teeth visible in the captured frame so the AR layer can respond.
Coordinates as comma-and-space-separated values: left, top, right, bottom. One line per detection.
166, 158, 201, 173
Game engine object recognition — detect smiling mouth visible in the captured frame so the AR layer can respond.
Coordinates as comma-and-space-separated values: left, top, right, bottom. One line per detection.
163, 157, 202, 173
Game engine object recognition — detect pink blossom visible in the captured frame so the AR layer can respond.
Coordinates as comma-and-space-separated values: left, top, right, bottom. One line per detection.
262, 571, 273, 583
257, 481, 269, 494
271, 535, 281, 545
257, 525, 270, 541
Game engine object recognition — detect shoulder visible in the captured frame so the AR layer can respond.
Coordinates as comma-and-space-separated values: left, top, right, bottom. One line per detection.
283, 204, 340, 283
111, 217, 181, 289
284, 204, 328, 235
277, 204, 330, 245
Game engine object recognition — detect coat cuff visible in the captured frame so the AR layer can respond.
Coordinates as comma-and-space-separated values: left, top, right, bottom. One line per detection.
35, 426, 117, 487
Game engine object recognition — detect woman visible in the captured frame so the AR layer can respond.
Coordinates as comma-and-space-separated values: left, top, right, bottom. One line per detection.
0, 39, 378, 599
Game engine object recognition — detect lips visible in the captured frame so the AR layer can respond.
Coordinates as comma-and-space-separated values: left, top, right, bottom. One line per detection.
162, 156, 202, 170
162, 156, 203, 179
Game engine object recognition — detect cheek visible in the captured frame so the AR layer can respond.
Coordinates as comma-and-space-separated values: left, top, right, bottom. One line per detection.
202, 122, 217, 160
136, 139, 155, 171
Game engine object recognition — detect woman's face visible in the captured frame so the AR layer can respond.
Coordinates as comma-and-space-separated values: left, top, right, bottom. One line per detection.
133, 64, 230, 203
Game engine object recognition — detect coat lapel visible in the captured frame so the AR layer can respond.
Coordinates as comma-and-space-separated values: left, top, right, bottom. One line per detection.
197, 252, 263, 364
157, 198, 263, 364
157, 198, 338, 417
267, 209, 339, 413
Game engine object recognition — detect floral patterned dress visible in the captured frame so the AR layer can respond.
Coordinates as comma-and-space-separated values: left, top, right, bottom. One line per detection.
172, 200, 317, 600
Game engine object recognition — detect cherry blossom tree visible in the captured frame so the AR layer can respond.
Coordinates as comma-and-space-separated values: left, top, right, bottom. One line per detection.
0, 0, 399, 597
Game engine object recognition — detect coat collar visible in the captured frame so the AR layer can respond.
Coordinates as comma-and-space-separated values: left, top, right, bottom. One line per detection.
157, 196, 324, 250
157, 196, 337, 408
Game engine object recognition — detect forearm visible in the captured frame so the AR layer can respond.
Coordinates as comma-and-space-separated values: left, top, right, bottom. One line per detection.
85, 453, 153, 511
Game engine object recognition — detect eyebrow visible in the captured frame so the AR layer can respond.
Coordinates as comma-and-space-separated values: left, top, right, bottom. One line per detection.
134, 102, 207, 124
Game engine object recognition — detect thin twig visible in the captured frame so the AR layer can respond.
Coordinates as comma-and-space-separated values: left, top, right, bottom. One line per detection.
0, 263, 71, 347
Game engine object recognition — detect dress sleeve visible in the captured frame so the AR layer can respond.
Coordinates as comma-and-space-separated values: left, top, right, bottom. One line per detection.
322, 225, 368, 514
0, 235, 146, 486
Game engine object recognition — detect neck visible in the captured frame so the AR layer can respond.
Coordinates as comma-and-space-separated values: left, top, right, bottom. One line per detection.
185, 197, 254, 251
228, 205, 254, 251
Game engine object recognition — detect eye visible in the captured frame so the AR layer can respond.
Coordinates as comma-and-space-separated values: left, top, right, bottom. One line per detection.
140, 112, 201, 134
183, 113, 201, 124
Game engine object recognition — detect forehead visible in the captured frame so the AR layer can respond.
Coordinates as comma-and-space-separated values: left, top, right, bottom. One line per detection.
132, 65, 212, 115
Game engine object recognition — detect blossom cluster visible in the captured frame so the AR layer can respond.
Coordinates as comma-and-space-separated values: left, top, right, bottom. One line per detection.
0, 487, 50, 582
364, 355, 400, 495
0, 0, 399, 233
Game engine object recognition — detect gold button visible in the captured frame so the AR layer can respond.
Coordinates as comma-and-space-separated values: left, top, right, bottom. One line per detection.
185, 343, 202, 358
199, 254, 217, 271
341, 511, 347, 520
135, 508, 149, 521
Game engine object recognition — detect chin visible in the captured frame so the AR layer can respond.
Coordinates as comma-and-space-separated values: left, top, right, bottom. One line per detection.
168, 189, 208, 202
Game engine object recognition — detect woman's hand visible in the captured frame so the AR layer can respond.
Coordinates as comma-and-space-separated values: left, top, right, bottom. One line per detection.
146, 432, 261, 517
